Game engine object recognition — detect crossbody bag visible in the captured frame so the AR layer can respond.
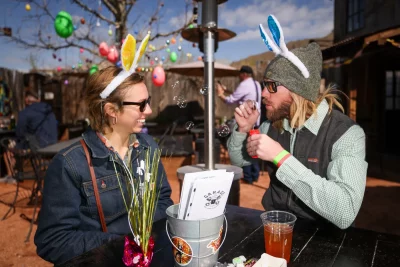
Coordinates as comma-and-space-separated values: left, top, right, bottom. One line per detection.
80, 139, 108, 232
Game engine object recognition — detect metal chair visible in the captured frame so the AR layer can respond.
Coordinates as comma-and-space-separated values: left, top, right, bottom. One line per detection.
0, 136, 47, 242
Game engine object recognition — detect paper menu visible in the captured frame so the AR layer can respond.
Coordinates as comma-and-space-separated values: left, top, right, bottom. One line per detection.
178, 170, 234, 221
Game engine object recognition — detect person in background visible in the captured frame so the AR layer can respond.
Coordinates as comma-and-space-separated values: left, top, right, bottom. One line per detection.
228, 40, 368, 229
0, 90, 58, 184
34, 66, 173, 265
217, 65, 262, 184
16, 90, 58, 149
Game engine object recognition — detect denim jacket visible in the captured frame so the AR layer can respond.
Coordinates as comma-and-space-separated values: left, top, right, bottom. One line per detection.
34, 128, 173, 265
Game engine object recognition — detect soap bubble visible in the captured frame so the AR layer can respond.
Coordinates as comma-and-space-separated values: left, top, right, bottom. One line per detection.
185, 121, 194, 130
217, 124, 230, 137
200, 86, 208, 95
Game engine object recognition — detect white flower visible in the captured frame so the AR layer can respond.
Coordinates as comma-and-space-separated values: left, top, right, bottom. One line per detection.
136, 160, 145, 176
145, 172, 151, 182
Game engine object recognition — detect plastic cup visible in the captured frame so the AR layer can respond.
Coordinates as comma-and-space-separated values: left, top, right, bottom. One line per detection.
249, 129, 259, 158
260, 211, 297, 263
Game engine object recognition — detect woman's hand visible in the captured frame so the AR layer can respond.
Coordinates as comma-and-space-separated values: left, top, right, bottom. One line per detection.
246, 133, 284, 162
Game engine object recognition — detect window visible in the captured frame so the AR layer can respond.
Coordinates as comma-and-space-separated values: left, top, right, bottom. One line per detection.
347, 0, 365, 33
385, 71, 400, 111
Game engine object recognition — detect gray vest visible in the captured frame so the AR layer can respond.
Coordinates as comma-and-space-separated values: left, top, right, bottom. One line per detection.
261, 109, 356, 223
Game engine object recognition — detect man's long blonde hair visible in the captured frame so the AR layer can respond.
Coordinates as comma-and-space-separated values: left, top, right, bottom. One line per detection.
273, 84, 346, 130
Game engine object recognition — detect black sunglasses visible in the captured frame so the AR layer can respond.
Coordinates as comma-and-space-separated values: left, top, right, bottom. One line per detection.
261, 80, 281, 93
122, 96, 151, 112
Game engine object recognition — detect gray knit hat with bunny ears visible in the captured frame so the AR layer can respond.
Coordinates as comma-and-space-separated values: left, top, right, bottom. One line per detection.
259, 15, 322, 102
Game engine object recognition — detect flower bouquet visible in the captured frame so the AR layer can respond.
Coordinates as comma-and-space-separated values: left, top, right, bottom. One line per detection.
116, 147, 164, 267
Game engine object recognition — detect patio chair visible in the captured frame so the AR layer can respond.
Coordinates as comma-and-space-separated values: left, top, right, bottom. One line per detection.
0, 136, 47, 242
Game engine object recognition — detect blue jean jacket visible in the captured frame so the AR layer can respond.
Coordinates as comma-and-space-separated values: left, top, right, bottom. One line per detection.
34, 128, 173, 265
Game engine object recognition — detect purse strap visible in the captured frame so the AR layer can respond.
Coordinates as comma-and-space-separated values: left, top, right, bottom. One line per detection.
80, 139, 108, 232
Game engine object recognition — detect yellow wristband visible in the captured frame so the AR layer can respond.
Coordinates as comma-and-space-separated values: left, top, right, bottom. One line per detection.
273, 150, 289, 166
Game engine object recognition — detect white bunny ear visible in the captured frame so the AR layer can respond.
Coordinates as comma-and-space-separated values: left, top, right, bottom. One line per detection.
267, 15, 288, 54
259, 24, 280, 54
259, 14, 310, 79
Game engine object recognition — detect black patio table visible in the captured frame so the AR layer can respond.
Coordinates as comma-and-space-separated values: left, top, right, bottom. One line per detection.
57, 205, 400, 267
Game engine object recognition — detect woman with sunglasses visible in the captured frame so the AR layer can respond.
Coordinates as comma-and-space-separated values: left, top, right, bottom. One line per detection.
34, 66, 173, 265
227, 41, 367, 230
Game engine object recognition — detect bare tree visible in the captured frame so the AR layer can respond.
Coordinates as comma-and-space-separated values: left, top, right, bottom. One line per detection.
1, 0, 194, 63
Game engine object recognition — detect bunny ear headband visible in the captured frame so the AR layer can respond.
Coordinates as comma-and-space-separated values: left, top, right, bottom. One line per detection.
100, 31, 151, 99
259, 15, 309, 78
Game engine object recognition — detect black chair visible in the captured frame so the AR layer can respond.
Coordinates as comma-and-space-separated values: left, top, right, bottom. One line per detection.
0, 136, 48, 242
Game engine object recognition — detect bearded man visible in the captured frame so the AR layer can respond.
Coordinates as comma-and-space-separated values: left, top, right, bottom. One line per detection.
227, 42, 368, 229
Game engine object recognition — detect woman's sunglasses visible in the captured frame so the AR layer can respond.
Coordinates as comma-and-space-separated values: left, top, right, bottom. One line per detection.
122, 96, 151, 112
261, 80, 281, 93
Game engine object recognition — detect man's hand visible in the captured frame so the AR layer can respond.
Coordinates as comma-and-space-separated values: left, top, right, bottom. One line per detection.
246, 133, 284, 162
216, 83, 226, 96
234, 100, 259, 133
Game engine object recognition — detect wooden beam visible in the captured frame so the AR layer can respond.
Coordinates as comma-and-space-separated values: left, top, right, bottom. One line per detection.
365, 27, 400, 44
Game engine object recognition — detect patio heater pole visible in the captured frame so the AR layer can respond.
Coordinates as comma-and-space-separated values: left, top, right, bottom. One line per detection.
202, 0, 218, 170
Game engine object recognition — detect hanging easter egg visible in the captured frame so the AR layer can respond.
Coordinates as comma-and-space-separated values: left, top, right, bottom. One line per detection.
152, 66, 165, 87
54, 11, 74, 38
116, 61, 122, 68
72, 65, 75, 69
80, 18, 85, 24
89, 64, 99, 75
161, 56, 165, 61
52, 53, 57, 59
178, 45, 182, 51
155, 57, 159, 62
108, 29, 113, 36
171, 38, 176, 44
166, 40, 170, 45
192, 43, 196, 48
96, 19, 101, 27
197, 56, 202, 61
98, 42, 109, 57
73, 25, 77, 31
166, 48, 170, 53
25, 4, 31, 11
179, 37, 183, 42
58, 58, 62, 62
57, 66, 62, 72
64, 80, 69, 85
79, 48, 84, 53
78, 62, 83, 68
150, 60, 154, 66
188, 24, 194, 29
107, 46, 119, 63
170, 51, 178, 62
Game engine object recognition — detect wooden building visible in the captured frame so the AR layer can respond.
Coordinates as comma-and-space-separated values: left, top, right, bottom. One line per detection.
322, 0, 400, 179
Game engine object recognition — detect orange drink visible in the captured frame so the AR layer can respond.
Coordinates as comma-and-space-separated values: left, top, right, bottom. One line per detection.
260, 211, 297, 263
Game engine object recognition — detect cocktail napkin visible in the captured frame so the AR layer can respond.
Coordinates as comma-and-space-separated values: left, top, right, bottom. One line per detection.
252, 253, 287, 267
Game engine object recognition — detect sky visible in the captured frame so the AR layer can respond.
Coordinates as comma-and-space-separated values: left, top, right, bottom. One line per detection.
0, 0, 334, 72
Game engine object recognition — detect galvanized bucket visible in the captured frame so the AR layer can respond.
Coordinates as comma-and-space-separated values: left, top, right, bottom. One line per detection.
166, 204, 227, 267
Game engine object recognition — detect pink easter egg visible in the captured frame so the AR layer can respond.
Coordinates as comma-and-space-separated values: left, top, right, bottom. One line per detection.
99, 42, 109, 57
152, 66, 165, 87
107, 46, 119, 63
79, 48, 84, 53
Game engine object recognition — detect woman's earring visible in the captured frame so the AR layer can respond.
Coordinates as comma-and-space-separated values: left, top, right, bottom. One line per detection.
113, 117, 118, 125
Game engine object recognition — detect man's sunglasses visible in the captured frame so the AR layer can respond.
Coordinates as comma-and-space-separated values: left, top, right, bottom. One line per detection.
122, 96, 151, 112
261, 80, 281, 93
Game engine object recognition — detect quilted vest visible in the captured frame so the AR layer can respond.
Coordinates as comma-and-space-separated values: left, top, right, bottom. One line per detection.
261, 109, 356, 223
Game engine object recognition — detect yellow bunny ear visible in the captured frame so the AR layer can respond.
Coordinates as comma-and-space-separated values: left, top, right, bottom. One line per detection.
121, 34, 136, 71
136, 32, 151, 63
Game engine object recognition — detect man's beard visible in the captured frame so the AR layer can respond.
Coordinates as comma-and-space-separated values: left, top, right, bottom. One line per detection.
265, 99, 292, 122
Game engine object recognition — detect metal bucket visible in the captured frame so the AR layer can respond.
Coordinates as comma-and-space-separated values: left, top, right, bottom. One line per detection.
166, 204, 227, 267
